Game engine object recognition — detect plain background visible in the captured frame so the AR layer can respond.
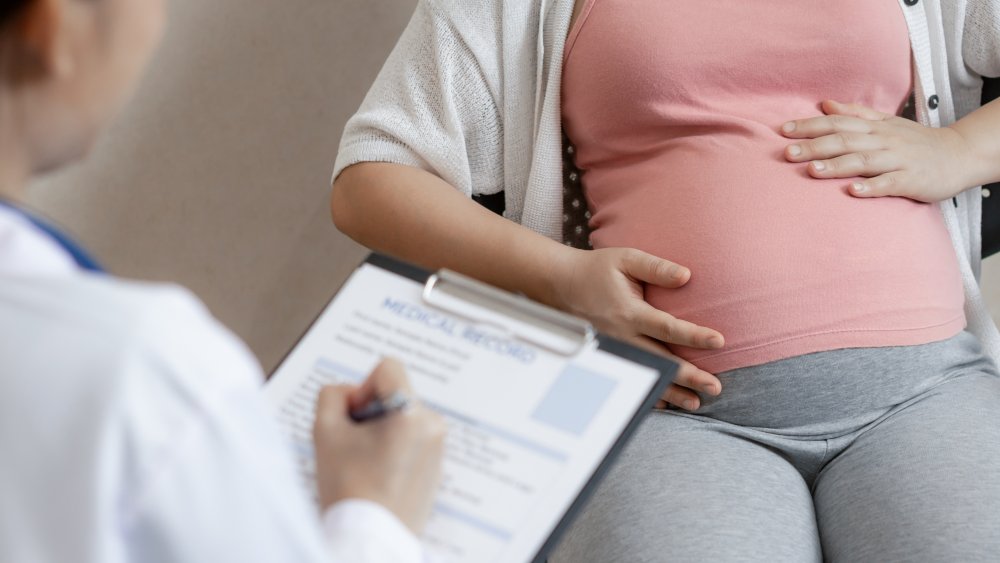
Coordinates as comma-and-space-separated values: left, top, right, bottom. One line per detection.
26, 0, 1000, 373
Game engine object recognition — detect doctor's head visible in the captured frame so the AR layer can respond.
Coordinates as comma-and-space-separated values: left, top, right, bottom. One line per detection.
0, 0, 165, 187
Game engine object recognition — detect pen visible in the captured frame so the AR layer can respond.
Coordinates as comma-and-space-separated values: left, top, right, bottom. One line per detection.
349, 390, 412, 422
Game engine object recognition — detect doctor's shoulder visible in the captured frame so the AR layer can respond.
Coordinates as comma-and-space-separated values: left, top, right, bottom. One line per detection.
0, 275, 305, 561
0, 275, 264, 396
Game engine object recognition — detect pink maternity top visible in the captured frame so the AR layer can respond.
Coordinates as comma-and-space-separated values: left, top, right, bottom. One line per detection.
562, 0, 966, 373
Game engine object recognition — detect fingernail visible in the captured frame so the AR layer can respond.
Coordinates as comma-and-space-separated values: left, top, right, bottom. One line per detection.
812, 161, 826, 172
852, 182, 868, 194
671, 266, 688, 280
782, 122, 796, 133
701, 383, 718, 395
707, 335, 724, 348
683, 399, 698, 411
787, 145, 802, 157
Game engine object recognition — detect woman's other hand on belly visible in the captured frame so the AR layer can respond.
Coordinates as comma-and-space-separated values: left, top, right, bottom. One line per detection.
781, 100, 976, 202
553, 248, 725, 411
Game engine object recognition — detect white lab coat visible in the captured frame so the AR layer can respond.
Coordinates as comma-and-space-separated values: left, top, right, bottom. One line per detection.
0, 206, 425, 562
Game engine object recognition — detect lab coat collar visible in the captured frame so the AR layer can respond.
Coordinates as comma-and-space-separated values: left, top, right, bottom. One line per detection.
0, 205, 83, 278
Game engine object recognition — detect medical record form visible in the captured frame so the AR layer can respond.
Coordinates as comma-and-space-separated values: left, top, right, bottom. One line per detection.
266, 254, 676, 563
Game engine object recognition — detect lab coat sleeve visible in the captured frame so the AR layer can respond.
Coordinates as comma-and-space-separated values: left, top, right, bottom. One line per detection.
115, 286, 426, 563
323, 499, 426, 563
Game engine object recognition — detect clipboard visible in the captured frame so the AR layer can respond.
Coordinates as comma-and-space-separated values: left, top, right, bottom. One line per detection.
267, 253, 678, 563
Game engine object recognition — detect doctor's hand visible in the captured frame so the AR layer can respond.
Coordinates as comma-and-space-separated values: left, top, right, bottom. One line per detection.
781, 99, 973, 202
313, 359, 446, 535
553, 247, 724, 411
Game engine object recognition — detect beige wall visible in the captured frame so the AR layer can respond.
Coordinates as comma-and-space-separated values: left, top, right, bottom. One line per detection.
28, 0, 417, 372
26, 0, 1000, 372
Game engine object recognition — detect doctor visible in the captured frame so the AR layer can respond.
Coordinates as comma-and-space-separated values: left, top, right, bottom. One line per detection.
0, 0, 444, 562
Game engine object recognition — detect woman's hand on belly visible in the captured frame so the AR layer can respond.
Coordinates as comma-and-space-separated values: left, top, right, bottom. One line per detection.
554, 247, 725, 411
781, 100, 974, 202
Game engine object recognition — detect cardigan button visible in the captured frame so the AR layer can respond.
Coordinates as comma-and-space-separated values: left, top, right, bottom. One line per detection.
984, 188, 992, 199
904, 0, 919, 5
928, 94, 940, 110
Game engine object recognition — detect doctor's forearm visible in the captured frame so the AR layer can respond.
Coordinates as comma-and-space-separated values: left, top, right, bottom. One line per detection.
331, 162, 576, 309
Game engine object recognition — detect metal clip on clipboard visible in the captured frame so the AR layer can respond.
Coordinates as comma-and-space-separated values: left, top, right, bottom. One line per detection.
422, 269, 596, 357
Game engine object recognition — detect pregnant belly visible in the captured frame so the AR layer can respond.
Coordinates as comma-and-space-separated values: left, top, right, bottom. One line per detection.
583, 140, 966, 373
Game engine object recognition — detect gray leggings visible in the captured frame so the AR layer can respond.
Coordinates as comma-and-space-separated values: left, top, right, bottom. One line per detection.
551, 331, 1000, 562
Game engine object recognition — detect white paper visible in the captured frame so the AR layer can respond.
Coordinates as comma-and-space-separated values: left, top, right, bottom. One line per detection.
266, 263, 662, 563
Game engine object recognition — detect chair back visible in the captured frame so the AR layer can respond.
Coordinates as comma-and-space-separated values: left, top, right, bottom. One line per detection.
982, 78, 1000, 258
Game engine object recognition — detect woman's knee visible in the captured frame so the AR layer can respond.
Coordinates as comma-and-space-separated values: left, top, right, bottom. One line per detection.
551, 417, 821, 562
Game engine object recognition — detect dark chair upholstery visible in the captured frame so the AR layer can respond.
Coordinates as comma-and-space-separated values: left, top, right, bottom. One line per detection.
981, 77, 1000, 258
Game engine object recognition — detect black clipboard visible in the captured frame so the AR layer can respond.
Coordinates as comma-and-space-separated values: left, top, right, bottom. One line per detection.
272, 252, 678, 563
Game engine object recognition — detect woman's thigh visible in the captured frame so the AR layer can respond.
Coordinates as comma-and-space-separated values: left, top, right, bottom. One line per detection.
549, 412, 822, 563
815, 370, 1000, 562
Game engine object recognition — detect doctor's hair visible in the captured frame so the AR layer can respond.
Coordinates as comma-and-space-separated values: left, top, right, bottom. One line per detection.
0, 0, 48, 83
1, 0, 32, 27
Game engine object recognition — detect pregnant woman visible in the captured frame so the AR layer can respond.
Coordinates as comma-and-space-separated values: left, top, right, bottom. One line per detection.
330, 0, 1000, 559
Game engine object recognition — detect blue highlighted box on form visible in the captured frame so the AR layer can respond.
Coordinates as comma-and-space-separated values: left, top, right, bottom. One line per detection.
531, 365, 617, 435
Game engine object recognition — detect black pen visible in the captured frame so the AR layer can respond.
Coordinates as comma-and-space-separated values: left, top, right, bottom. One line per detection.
349, 390, 412, 422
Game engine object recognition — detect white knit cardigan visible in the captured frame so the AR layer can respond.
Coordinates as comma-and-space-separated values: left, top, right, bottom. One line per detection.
335, 0, 1000, 362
